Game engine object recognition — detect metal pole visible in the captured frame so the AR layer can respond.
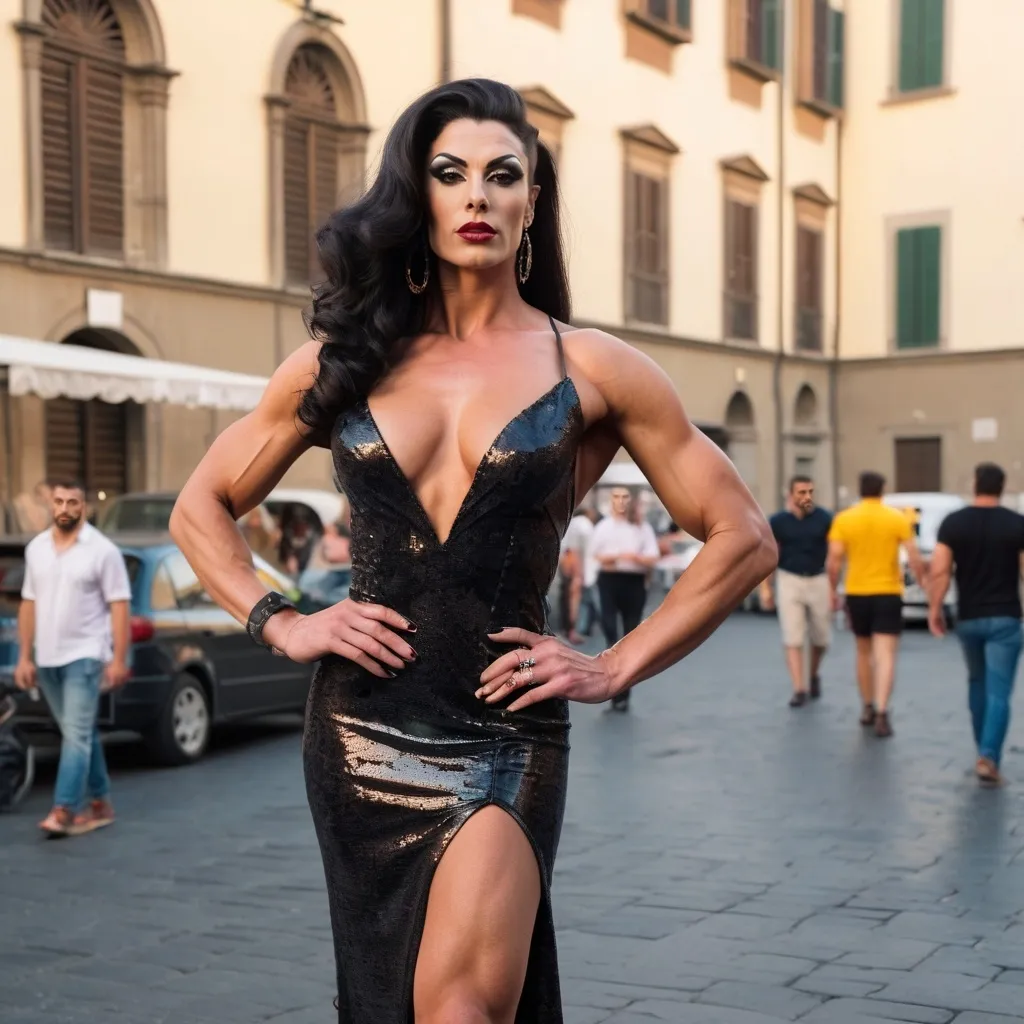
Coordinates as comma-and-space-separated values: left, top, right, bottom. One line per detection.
772, 39, 786, 509
829, 110, 844, 509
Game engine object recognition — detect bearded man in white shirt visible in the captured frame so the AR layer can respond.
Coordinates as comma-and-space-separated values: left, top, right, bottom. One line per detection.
589, 488, 660, 711
14, 482, 132, 838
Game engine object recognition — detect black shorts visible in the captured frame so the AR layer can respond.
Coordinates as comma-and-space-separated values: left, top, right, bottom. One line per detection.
846, 595, 903, 638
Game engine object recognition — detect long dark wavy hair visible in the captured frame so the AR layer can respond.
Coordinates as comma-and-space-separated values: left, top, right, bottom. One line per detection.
298, 78, 571, 440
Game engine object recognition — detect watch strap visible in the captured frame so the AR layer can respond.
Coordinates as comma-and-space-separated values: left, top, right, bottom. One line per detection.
246, 592, 296, 651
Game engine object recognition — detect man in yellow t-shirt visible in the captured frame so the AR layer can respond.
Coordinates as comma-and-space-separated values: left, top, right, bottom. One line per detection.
827, 471, 926, 738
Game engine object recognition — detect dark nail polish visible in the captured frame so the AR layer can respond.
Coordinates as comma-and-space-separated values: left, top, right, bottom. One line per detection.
404, 648, 418, 662
386, 669, 398, 679
403, 619, 418, 632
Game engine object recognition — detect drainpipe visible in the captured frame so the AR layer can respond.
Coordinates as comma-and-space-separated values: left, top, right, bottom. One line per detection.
829, 106, 844, 509
439, 0, 452, 83
772, 53, 785, 509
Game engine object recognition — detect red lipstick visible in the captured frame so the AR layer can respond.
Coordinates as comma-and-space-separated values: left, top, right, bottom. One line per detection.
456, 221, 497, 243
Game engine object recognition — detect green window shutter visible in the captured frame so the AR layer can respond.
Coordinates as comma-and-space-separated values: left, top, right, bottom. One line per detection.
918, 226, 941, 345
676, 0, 691, 31
762, 0, 783, 71
828, 8, 845, 108
921, 0, 945, 88
896, 226, 941, 349
899, 0, 922, 92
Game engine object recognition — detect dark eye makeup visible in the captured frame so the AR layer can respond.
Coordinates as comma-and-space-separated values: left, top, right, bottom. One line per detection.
428, 153, 525, 187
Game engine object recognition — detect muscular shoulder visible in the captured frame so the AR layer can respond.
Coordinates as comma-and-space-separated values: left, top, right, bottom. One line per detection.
558, 325, 677, 418
258, 341, 323, 438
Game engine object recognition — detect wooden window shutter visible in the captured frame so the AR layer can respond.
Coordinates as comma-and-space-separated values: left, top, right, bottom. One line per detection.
900, 0, 944, 92
761, 0, 783, 71
812, 0, 829, 101
41, 53, 75, 251
83, 63, 124, 257
895, 437, 942, 492
626, 171, 668, 325
896, 226, 941, 349
84, 399, 129, 494
284, 119, 311, 284
283, 45, 340, 285
676, 0, 691, 31
45, 398, 85, 483
827, 8, 845, 107
796, 226, 823, 351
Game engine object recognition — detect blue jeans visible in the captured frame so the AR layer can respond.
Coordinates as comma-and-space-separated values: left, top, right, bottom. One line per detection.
956, 617, 1023, 766
36, 658, 110, 811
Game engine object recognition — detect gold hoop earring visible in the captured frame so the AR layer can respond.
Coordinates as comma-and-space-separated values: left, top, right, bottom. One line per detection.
405, 239, 430, 295
517, 228, 533, 285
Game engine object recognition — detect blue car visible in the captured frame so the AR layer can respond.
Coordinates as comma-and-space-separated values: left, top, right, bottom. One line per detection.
0, 532, 326, 766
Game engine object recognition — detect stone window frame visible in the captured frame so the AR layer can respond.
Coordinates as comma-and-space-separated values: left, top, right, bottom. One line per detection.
885, 209, 951, 354
510, 0, 565, 31
518, 86, 574, 166
621, 125, 680, 328
721, 155, 769, 344
623, 0, 693, 75
266, 20, 371, 291
886, 0, 955, 106
16, 0, 174, 268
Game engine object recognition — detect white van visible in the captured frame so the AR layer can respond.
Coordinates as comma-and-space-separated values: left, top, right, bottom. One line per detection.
883, 491, 966, 623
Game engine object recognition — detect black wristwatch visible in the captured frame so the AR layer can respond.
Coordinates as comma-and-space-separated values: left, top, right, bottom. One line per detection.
246, 592, 297, 655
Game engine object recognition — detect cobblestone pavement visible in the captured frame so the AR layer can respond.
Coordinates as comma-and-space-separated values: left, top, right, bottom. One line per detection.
3, 613, 1024, 1023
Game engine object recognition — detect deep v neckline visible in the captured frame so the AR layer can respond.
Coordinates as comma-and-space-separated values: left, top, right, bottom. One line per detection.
364, 376, 579, 548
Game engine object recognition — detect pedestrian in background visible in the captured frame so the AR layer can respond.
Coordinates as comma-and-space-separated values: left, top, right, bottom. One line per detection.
562, 505, 597, 644
827, 471, 926, 737
928, 462, 1024, 785
760, 475, 834, 707
590, 488, 659, 711
13, 482, 132, 837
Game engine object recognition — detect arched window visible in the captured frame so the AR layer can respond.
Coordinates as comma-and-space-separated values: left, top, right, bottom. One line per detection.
794, 384, 819, 428
725, 390, 755, 429
268, 25, 369, 288
283, 46, 343, 285
41, 0, 126, 257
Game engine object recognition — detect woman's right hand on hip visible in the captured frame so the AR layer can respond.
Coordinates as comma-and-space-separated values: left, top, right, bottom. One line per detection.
280, 600, 417, 676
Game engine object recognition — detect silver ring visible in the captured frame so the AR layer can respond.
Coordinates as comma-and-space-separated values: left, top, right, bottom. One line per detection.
521, 656, 536, 670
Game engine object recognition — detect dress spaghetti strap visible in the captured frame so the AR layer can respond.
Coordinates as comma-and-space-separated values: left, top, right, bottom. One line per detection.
548, 315, 568, 379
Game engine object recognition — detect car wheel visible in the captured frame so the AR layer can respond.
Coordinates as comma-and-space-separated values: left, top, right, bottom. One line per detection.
145, 673, 211, 766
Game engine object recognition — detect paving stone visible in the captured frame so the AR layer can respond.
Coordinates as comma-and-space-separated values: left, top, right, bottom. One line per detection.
3, 618, 1024, 1022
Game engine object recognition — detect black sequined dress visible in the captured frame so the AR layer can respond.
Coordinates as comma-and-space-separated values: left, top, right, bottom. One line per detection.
303, 318, 583, 1022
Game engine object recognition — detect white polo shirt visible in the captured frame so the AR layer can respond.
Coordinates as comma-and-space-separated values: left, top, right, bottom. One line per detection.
589, 516, 659, 575
21, 523, 133, 668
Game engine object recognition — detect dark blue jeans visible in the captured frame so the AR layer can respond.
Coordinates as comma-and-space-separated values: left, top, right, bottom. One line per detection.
956, 617, 1023, 766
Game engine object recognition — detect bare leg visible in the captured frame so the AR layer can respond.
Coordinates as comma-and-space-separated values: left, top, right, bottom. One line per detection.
855, 637, 874, 709
414, 805, 540, 1024
871, 634, 900, 713
784, 647, 806, 693
810, 645, 827, 680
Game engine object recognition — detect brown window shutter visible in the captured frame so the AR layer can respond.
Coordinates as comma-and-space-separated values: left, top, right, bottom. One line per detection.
41, 53, 75, 251
83, 62, 124, 257
45, 398, 85, 483
84, 399, 129, 495
310, 124, 340, 280
284, 119, 311, 284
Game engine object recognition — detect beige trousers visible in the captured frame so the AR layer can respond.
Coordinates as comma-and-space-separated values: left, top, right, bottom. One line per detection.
776, 570, 832, 649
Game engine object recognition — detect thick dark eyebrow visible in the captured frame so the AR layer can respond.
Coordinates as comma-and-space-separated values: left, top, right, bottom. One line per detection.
486, 154, 524, 171
431, 152, 467, 167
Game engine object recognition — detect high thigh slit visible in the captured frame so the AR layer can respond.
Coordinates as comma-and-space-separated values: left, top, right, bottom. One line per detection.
303, 317, 581, 1022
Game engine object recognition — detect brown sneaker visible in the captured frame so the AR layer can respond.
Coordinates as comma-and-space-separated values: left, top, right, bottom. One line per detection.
72, 799, 116, 834
874, 711, 893, 738
789, 691, 808, 708
976, 757, 1003, 786
859, 704, 876, 727
39, 806, 75, 838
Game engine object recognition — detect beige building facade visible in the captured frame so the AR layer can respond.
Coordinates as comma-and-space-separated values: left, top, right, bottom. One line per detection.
5, 0, 1006, 526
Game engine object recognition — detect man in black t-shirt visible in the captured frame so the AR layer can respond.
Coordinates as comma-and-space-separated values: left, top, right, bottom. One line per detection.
760, 476, 835, 707
930, 463, 1024, 785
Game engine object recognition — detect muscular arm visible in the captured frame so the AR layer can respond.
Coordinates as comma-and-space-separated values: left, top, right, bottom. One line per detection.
573, 333, 776, 687
928, 542, 953, 618
169, 344, 318, 645
826, 539, 845, 594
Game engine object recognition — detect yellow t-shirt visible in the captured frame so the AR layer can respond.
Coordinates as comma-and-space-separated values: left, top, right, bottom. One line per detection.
827, 499, 913, 596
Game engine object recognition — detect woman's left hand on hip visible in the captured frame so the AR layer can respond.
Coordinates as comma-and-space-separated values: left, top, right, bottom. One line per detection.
476, 627, 621, 712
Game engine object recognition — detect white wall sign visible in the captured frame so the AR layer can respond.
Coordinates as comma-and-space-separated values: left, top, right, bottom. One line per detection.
86, 289, 124, 330
971, 417, 998, 442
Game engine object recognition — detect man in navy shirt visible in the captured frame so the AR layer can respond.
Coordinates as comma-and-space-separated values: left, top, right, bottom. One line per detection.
760, 476, 835, 707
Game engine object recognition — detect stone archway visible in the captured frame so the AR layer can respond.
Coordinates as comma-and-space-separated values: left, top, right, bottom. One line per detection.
45, 328, 145, 500
725, 391, 759, 501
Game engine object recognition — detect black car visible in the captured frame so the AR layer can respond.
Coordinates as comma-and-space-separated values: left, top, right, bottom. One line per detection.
0, 533, 324, 766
